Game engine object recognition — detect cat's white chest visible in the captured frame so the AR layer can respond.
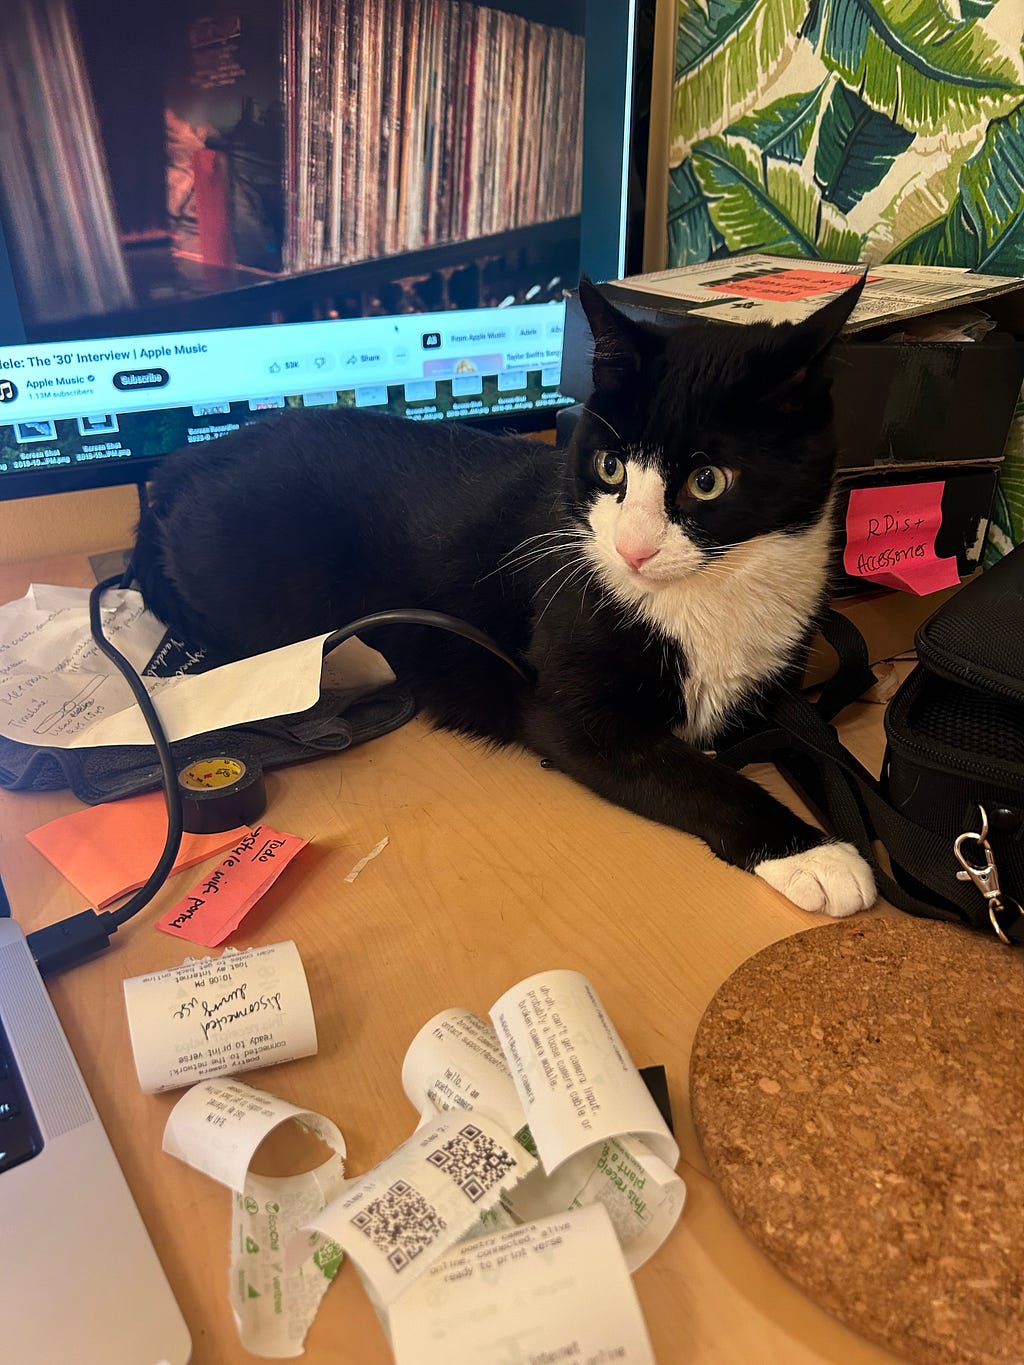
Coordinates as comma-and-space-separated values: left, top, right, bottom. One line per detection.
660, 519, 832, 743
584, 458, 834, 745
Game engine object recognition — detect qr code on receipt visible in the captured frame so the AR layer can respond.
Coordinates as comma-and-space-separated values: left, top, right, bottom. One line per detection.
425, 1122, 516, 1202
351, 1181, 447, 1272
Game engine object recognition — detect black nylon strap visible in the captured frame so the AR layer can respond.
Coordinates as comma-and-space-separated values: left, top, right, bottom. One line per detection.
719, 687, 1024, 944
814, 607, 879, 722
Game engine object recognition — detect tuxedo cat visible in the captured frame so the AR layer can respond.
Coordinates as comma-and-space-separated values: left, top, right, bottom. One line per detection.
132, 277, 875, 918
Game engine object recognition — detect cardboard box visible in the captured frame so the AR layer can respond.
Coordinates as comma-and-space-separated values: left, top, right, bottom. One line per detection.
560, 255, 1024, 470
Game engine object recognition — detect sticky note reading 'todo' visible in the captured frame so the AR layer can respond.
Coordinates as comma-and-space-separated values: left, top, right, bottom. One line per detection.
843, 482, 961, 596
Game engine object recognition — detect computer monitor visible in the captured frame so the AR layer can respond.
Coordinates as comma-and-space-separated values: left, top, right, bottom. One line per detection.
0, 0, 657, 502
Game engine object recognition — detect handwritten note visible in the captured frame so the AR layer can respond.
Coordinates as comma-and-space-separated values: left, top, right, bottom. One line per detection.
123, 940, 317, 1093
0, 583, 330, 749
706, 267, 877, 302
843, 482, 961, 595
156, 824, 308, 946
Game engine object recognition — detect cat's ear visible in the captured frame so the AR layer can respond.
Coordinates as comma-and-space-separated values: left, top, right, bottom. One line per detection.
780, 274, 866, 368
577, 275, 648, 394
760, 274, 866, 404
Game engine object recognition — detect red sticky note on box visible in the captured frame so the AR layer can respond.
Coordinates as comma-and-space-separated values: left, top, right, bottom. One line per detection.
156, 825, 308, 947
843, 482, 962, 596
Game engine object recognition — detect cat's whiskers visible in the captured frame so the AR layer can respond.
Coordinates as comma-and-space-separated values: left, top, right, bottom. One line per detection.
576, 565, 607, 621
533, 554, 592, 625
499, 528, 579, 559
582, 405, 624, 445
477, 530, 585, 583
496, 539, 586, 577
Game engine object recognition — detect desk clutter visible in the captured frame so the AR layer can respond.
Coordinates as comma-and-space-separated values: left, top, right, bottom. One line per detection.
690, 915, 1024, 1365
131, 962, 683, 1362
0, 582, 414, 802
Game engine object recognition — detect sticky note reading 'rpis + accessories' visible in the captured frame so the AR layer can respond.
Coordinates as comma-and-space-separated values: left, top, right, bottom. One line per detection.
843, 482, 961, 596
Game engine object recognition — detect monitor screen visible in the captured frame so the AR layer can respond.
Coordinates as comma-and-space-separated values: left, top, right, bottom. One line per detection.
0, 0, 653, 501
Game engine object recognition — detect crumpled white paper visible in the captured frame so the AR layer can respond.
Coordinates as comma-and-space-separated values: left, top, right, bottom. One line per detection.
0, 584, 391, 748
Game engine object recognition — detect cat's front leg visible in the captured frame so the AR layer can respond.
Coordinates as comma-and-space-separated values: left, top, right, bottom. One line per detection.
521, 707, 875, 919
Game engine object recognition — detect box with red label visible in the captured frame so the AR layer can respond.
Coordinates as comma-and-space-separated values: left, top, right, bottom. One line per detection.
560, 255, 1024, 471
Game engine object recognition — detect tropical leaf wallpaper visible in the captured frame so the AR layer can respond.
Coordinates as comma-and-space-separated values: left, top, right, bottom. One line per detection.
667, 0, 1024, 556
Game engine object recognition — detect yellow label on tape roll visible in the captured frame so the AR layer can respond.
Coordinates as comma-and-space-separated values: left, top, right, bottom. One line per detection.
177, 755, 267, 833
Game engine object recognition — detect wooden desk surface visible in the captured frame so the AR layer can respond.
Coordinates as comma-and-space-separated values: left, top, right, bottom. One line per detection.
0, 552, 905, 1365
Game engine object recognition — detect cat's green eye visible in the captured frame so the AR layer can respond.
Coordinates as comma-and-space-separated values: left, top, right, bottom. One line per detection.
593, 450, 626, 488
685, 464, 731, 501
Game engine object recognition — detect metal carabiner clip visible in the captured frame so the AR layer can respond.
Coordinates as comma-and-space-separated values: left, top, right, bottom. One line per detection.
954, 806, 1013, 944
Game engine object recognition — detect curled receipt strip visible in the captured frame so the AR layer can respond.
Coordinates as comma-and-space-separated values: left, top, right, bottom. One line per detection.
403, 970, 685, 1270
123, 940, 317, 1093
160, 969, 683, 1359
163, 1078, 347, 1359
389, 1204, 656, 1365
291, 1110, 538, 1314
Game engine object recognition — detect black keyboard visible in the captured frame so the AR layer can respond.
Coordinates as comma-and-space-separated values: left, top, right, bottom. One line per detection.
0, 1012, 44, 1174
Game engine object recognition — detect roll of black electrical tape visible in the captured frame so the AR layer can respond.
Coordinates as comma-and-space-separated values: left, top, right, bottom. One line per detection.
177, 755, 267, 834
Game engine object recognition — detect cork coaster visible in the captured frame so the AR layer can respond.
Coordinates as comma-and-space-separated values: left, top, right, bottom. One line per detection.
690, 916, 1024, 1365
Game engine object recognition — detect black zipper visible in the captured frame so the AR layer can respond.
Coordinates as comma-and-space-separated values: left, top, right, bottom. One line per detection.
916, 637, 1024, 704
885, 668, 1024, 783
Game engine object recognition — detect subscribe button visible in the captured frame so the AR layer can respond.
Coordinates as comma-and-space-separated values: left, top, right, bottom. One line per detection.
113, 368, 169, 391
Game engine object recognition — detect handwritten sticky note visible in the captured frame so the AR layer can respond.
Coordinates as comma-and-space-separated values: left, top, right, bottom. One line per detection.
157, 825, 308, 946
27, 791, 246, 908
843, 482, 961, 596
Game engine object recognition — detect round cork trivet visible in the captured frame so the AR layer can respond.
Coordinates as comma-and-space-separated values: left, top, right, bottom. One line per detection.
690, 916, 1024, 1365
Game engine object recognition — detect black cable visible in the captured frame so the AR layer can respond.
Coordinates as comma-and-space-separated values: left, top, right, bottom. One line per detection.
27, 583, 532, 974
87, 573, 184, 929
322, 608, 534, 683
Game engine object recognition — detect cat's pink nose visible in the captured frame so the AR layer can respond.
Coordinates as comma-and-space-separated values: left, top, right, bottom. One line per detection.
617, 543, 658, 571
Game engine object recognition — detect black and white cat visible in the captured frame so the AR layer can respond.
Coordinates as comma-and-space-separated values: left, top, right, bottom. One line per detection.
132, 277, 875, 918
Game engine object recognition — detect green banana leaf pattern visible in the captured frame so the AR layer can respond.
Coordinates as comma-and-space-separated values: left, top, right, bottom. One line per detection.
668, 0, 1024, 555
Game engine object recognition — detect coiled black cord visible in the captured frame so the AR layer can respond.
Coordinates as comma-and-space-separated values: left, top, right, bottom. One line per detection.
27, 578, 530, 973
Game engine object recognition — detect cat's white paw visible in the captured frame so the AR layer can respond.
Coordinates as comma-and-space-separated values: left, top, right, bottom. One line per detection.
753, 841, 876, 918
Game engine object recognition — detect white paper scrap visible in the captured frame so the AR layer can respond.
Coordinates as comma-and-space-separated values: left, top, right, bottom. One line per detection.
404, 1004, 685, 1269
0, 585, 329, 748
490, 970, 680, 1173
389, 1204, 656, 1365
343, 835, 390, 883
124, 941, 317, 1093
292, 1111, 537, 1312
163, 1078, 347, 1358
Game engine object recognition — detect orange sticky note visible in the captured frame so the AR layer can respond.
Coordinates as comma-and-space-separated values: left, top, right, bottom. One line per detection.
27, 792, 247, 909
843, 482, 961, 596
156, 825, 308, 946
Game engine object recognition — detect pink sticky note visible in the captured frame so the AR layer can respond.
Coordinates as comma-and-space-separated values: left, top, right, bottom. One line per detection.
156, 825, 308, 946
27, 792, 247, 909
843, 482, 961, 596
